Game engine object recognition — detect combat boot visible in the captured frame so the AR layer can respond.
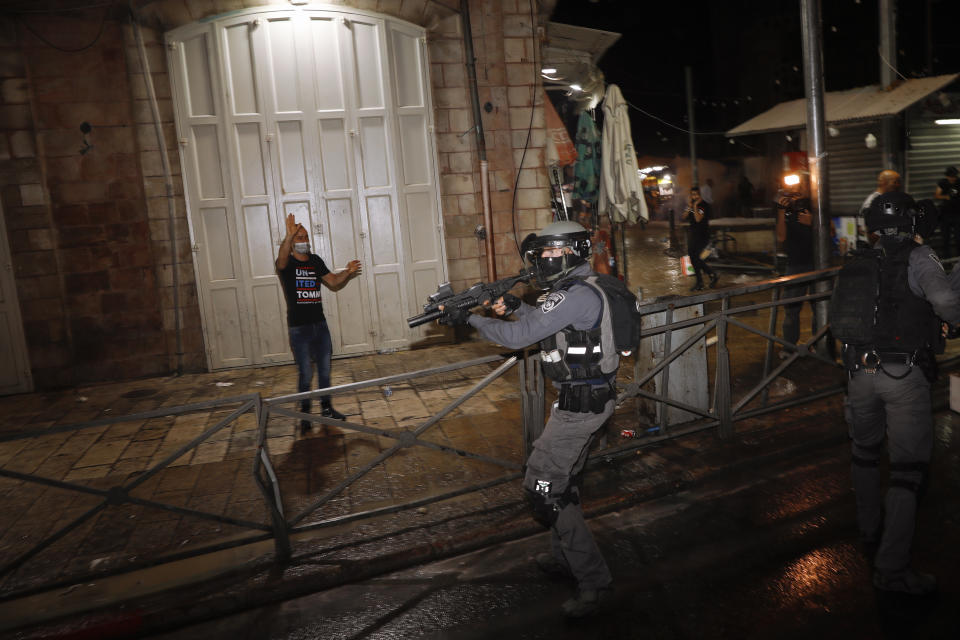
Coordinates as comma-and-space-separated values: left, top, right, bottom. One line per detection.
708, 272, 719, 288
873, 567, 937, 595
535, 553, 573, 580
561, 587, 610, 618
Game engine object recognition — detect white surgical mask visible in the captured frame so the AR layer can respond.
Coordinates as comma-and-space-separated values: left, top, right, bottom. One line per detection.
293, 242, 310, 254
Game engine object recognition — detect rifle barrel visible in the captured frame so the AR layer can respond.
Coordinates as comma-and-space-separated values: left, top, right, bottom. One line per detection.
407, 309, 443, 328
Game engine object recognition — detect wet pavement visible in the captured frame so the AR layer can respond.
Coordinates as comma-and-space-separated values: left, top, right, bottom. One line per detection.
2, 223, 960, 638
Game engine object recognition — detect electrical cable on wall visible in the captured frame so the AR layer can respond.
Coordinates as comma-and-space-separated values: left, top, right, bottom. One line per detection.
510, 0, 540, 259
11, 7, 109, 53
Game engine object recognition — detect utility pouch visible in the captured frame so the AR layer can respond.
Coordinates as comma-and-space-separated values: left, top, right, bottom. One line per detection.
558, 384, 610, 414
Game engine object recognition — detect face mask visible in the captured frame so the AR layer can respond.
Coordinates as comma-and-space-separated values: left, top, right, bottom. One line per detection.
293, 242, 310, 254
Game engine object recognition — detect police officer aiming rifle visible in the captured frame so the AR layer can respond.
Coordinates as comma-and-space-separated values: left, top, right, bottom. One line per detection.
438, 220, 619, 618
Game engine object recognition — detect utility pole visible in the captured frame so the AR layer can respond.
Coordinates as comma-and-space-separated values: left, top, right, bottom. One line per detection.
799, 0, 831, 349
685, 66, 698, 188
879, 0, 899, 171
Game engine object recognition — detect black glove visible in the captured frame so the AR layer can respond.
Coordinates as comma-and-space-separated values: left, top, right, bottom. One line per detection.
500, 293, 521, 315
439, 305, 471, 326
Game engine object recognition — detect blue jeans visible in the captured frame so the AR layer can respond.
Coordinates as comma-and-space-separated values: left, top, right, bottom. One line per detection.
288, 321, 333, 413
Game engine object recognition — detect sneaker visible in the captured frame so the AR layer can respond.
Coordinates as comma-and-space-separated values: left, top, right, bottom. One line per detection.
689, 281, 704, 292
561, 587, 610, 618
321, 406, 346, 421
872, 567, 937, 595
708, 272, 719, 288
536, 553, 573, 580
299, 419, 312, 435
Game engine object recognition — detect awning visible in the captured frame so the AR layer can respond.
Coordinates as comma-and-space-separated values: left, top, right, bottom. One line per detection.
726, 73, 959, 137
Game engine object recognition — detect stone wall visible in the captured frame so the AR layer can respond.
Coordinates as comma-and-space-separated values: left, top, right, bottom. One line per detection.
0, 11, 185, 387
430, 0, 551, 290
0, 0, 550, 389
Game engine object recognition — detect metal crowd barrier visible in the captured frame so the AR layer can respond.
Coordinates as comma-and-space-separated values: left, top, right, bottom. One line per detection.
5, 262, 944, 601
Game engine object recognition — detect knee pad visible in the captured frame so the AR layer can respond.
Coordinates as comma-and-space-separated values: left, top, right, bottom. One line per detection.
889, 460, 929, 497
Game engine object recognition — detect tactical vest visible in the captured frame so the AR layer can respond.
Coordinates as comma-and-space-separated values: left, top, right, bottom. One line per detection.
539, 277, 619, 382
873, 242, 938, 352
830, 241, 937, 352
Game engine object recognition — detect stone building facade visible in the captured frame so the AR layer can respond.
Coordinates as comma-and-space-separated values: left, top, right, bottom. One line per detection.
0, 0, 553, 389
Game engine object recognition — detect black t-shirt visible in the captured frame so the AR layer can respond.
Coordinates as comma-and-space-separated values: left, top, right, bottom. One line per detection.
938, 178, 960, 213
278, 254, 331, 326
686, 200, 711, 242
785, 218, 814, 265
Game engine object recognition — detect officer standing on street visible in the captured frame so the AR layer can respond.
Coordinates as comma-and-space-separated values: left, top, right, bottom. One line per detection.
843, 192, 960, 595
440, 221, 617, 618
934, 166, 960, 257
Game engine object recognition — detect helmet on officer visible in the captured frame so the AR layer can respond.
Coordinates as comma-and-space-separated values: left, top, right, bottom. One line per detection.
523, 220, 592, 289
866, 191, 927, 238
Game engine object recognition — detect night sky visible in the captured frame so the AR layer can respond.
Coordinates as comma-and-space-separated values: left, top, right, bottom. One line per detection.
549, 0, 960, 159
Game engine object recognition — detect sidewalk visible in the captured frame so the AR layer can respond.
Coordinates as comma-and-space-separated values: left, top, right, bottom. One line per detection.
0, 329, 887, 637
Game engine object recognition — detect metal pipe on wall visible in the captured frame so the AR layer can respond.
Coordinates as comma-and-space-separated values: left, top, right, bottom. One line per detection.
461, 0, 497, 280
130, 5, 183, 375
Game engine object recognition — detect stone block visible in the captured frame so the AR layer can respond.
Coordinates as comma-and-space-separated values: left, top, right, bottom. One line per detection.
503, 38, 529, 63
0, 51, 25, 78
51, 182, 110, 205
433, 87, 469, 109
37, 129, 81, 158
457, 193, 478, 215
502, 13, 534, 38
513, 147, 544, 169
515, 187, 549, 210
447, 257, 482, 283
26, 228, 54, 251
0, 104, 31, 130
427, 39, 463, 65
1, 78, 27, 104
509, 106, 544, 130
441, 194, 459, 215
443, 213, 480, 238
505, 62, 535, 86
15, 275, 60, 302
447, 108, 473, 135
436, 132, 472, 154
107, 182, 143, 200
13, 251, 59, 278
132, 98, 174, 124
66, 271, 110, 294
19, 183, 45, 207
448, 151, 473, 173
507, 85, 532, 108
441, 172, 475, 195
443, 235, 463, 261
459, 236, 480, 259
129, 72, 171, 101
442, 63, 466, 88
0, 134, 8, 161
5, 130, 33, 160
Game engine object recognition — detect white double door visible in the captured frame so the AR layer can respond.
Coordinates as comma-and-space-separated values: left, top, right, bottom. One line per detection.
167, 7, 446, 369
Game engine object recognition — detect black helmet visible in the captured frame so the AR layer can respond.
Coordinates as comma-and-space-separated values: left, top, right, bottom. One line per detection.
866, 191, 920, 235
946, 166, 958, 177
524, 220, 592, 288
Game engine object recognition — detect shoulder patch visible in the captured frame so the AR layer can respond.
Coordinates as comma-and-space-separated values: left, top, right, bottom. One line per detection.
928, 251, 945, 273
540, 291, 566, 313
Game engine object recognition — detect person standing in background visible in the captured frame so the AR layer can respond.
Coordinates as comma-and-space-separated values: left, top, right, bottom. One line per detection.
682, 186, 718, 291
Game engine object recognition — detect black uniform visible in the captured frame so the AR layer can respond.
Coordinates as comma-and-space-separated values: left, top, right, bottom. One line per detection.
468, 263, 616, 593
845, 237, 960, 583
782, 211, 815, 347
685, 199, 716, 287
936, 177, 960, 257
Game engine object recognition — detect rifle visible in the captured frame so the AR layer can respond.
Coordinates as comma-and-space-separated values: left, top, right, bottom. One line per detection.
407, 271, 532, 328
